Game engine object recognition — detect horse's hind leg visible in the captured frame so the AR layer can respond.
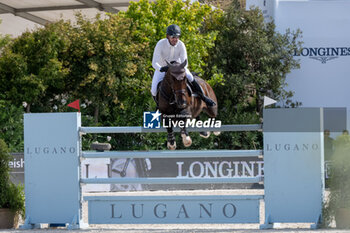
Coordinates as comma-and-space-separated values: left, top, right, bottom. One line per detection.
206, 108, 221, 136
199, 131, 211, 138
213, 131, 221, 136
167, 127, 176, 150
203, 110, 221, 136
197, 116, 211, 138
204, 105, 217, 118
181, 127, 192, 147
199, 108, 220, 136
200, 81, 217, 118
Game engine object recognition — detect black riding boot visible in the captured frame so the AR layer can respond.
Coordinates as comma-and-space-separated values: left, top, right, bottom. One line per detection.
191, 79, 216, 107
152, 96, 159, 110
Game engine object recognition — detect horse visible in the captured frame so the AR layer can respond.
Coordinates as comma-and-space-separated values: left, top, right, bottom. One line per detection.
157, 60, 218, 150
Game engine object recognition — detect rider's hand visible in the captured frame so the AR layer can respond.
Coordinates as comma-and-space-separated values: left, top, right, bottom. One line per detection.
160, 66, 169, 73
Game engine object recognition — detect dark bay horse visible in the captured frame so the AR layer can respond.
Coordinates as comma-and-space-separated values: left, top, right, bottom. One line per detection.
157, 60, 218, 150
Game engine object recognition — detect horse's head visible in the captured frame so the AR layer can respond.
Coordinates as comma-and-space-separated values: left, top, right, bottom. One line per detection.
165, 59, 188, 109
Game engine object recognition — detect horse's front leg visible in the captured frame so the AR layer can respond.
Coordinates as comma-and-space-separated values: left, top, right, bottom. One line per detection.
167, 126, 176, 150
181, 121, 192, 147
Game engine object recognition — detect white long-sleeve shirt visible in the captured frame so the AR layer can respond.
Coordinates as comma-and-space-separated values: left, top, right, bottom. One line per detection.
152, 38, 188, 71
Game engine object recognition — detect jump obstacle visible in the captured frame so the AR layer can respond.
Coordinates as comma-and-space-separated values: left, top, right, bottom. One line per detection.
21, 108, 325, 229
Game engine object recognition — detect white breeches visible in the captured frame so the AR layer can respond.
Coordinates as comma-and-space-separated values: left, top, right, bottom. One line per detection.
151, 69, 194, 96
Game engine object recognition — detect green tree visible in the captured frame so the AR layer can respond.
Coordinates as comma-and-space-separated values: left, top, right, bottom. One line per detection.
205, 2, 302, 117
323, 133, 350, 227
62, 13, 149, 124
0, 100, 24, 152
0, 21, 23, 152
0, 22, 70, 112
0, 20, 11, 51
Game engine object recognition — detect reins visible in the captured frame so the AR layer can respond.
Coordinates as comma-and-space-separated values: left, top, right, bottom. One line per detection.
160, 72, 188, 106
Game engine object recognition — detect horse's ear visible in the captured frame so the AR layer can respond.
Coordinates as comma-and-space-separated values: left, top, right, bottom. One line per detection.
166, 60, 171, 66
180, 59, 187, 68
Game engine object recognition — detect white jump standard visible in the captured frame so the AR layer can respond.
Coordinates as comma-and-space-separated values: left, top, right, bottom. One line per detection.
21, 108, 324, 229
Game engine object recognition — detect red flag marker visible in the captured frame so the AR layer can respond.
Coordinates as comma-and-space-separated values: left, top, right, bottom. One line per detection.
67, 99, 80, 112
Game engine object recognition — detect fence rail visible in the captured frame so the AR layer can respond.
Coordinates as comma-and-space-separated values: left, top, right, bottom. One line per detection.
81, 177, 263, 184
81, 149, 263, 159
79, 124, 262, 134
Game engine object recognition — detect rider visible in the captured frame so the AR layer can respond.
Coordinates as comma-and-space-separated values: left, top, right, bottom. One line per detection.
151, 24, 216, 108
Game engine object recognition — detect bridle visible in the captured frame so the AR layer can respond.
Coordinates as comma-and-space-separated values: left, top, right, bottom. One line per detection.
173, 89, 187, 105
160, 71, 187, 106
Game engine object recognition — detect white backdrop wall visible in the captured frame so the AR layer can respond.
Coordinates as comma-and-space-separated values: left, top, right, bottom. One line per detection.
247, 0, 350, 131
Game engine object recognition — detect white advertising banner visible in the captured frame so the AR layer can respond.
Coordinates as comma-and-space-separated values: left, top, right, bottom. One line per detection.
276, 1, 350, 110
247, 0, 350, 130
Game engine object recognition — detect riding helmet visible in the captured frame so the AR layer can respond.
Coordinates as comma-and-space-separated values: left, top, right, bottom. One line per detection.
166, 24, 181, 37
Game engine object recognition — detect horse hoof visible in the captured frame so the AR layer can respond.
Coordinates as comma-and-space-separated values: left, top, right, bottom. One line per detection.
181, 134, 192, 147
213, 131, 221, 136
199, 131, 210, 138
167, 141, 176, 150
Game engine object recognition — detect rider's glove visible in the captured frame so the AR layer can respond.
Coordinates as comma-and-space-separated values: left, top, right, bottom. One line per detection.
160, 66, 169, 73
